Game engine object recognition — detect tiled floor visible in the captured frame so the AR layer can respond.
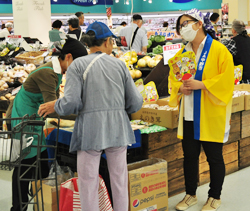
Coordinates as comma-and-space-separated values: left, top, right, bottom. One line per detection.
0, 167, 250, 211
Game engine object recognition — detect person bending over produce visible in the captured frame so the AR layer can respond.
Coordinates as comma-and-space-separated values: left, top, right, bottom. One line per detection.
9, 37, 87, 211
38, 21, 143, 211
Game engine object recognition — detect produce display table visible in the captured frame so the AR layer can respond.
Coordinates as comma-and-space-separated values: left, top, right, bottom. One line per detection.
46, 128, 142, 162
139, 112, 243, 197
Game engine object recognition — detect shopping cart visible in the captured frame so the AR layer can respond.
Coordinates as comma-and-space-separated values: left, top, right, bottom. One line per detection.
0, 114, 60, 211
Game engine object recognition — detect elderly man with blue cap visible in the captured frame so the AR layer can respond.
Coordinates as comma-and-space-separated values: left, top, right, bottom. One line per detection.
38, 21, 143, 211
169, 8, 234, 211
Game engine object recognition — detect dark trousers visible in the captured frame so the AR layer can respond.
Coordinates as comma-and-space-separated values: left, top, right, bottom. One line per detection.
11, 150, 50, 211
182, 120, 225, 199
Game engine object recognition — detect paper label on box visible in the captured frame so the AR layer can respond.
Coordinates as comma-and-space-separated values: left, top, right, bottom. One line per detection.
130, 173, 142, 182
138, 205, 157, 211
131, 183, 142, 197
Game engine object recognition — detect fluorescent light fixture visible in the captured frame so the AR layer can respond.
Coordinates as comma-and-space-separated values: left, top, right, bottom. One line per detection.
169, 0, 173, 2
115, 0, 119, 2
126, 0, 129, 5
93, 0, 96, 4
143, 0, 146, 1
149, 0, 152, 3
53, 0, 57, 2
0, 17, 13, 20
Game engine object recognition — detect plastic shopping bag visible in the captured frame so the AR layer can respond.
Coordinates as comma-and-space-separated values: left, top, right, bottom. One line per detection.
59, 175, 113, 211
0, 135, 33, 162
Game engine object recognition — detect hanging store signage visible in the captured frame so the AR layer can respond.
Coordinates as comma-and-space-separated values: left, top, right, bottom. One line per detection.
70, 0, 113, 6
106, 7, 112, 17
173, 0, 193, 3
0, 0, 112, 5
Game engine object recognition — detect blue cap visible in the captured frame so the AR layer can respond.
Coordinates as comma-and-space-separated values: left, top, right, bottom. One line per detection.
86, 21, 117, 40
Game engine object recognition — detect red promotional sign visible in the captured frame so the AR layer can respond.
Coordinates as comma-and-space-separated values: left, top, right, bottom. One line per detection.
7, 35, 22, 39
106, 7, 112, 17
163, 44, 181, 51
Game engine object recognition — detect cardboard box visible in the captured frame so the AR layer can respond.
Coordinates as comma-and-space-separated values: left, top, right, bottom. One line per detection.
131, 98, 179, 129
128, 158, 168, 211
234, 84, 250, 110
232, 95, 244, 113
32, 180, 60, 211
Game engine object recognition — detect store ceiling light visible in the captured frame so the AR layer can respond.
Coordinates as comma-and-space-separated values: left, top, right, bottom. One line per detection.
93, 0, 97, 4
53, 0, 57, 2
115, 0, 119, 2
126, 0, 129, 5
169, 0, 173, 2
148, 0, 152, 3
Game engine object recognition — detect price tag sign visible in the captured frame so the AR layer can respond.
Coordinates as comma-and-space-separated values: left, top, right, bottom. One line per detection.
7, 35, 22, 39
163, 44, 182, 65
6, 35, 23, 47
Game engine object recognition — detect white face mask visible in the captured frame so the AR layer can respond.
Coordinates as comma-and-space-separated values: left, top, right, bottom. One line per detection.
180, 22, 198, 42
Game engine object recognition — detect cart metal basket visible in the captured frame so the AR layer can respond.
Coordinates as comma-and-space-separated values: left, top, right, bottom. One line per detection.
0, 114, 60, 211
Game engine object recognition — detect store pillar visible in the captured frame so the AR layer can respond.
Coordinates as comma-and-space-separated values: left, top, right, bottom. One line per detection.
12, 0, 51, 45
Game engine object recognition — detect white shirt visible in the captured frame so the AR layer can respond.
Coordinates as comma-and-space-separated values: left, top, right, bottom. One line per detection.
52, 57, 62, 74
114, 25, 124, 35
119, 23, 148, 53
184, 36, 207, 121
161, 27, 169, 31
0, 28, 10, 38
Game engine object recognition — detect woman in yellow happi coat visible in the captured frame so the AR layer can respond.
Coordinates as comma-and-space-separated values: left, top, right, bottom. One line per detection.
169, 9, 234, 211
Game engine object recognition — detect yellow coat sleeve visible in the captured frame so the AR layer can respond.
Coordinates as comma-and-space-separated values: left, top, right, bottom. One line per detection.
202, 43, 234, 106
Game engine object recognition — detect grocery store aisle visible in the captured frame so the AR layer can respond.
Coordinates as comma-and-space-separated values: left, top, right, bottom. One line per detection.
0, 167, 250, 211
168, 167, 250, 211
0, 169, 33, 211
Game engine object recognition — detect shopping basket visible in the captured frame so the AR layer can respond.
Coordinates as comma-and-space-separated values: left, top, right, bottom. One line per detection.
0, 114, 37, 171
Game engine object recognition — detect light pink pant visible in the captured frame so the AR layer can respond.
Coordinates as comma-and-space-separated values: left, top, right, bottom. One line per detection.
77, 147, 128, 211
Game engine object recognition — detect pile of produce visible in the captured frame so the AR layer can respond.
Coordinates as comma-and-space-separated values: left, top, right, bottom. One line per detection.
0, 43, 24, 58
147, 35, 166, 50
152, 45, 163, 54
149, 35, 166, 43
0, 92, 15, 101
0, 63, 36, 92
137, 55, 163, 68
118, 51, 143, 79
119, 51, 138, 69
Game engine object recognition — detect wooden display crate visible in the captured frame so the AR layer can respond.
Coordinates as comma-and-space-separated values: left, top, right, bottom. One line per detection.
241, 110, 250, 138
227, 112, 241, 144
142, 129, 185, 197
168, 158, 185, 197
239, 137, 250, 169
199, 141, 239, 185
141, 128, 180, 154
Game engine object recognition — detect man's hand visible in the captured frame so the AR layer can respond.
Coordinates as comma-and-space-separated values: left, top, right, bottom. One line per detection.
142, 46, 147, 54
183, 79, 207, 90
179, 84, 192, 95
38, 100, 57, 118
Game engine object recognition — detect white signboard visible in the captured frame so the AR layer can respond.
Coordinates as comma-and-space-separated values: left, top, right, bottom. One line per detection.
163, 44, 182, 65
